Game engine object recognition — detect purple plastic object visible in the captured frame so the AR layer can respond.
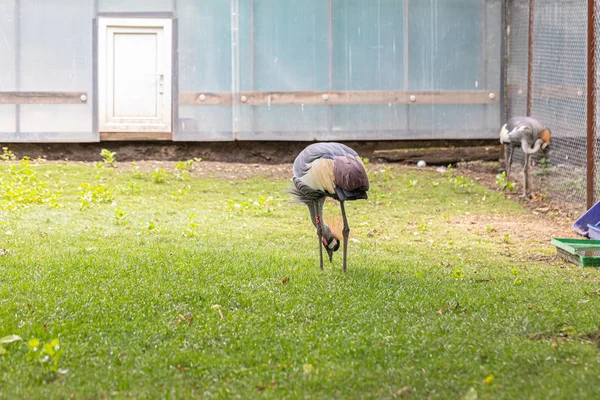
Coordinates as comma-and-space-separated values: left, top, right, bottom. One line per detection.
588, 225, 600, 240
572, 200, 600, 237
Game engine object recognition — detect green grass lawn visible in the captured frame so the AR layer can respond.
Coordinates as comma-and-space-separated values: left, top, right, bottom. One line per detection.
1, 158, 599, 399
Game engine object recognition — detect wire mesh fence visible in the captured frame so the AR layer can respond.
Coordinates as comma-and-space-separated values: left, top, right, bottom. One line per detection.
506, 0, 593, 213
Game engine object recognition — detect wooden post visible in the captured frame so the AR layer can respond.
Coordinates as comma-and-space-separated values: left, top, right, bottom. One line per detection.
587, 0, 597, 209
526, 0, 534, 117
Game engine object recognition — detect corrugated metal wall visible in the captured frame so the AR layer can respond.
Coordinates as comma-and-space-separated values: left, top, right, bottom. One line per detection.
0, 0, 503, 143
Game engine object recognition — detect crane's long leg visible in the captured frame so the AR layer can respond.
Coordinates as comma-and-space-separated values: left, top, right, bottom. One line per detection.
340, 201, 350, 273
522, 153, 530, 200
315, 203, 324, 271
504, 144, 514, 188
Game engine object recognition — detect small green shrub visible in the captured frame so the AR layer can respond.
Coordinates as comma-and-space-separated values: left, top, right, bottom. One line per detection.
227, 195, 278, 215
100, 149, 117, 167
77, 183, 114, 210
115, 208, 128, 225
496, 172, 515, 192
0, 157, 62, 211
183, 213, 199, 237
152, 168, 168, 184
27, 338, 65, 375
1, 147, 16, 161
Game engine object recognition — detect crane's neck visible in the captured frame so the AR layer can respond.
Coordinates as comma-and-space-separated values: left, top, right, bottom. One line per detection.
307, 199, 334, 238
307, 199, 325, 227
522, 138, 543, 154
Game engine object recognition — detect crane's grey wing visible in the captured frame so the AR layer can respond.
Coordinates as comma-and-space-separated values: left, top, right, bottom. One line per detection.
291, 142, 366, 201
507, 116, 537, 131
333, 155, 369, 201
502, 117, 533, 145
292, 142, 357, 180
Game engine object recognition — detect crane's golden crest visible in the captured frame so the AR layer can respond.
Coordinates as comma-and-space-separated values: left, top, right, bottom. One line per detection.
540, 129, 551, 145
324, 216, 343, 241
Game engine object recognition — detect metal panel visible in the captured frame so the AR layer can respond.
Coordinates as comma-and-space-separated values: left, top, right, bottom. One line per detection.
0, 1, 17, 133
9, 0, 96, 141
0, 132, 98, 143
236, 0, 329, 140
98, 0, 173, 12
174, 0, 232, 141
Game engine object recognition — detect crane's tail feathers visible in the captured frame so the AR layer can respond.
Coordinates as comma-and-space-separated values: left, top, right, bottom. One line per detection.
285, 186, 313, 206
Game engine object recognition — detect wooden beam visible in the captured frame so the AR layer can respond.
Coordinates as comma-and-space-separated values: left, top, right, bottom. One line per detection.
179, 92, 231, 106
179, 90, 500, 106
100, 132, 173, 141
0, 92, 88, 104
373, 145, 502, 164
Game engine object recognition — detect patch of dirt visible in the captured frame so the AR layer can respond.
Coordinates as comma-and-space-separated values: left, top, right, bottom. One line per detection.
447, 212, 573, 264
457, 161, 585, 221
1, 139, 497, 163
448, 213, 573, 244
47, 160, 294, 180
531, 326, 600, 348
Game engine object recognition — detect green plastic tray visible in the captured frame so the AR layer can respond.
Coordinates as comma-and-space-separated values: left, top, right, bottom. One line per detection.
551, 238, 600, 267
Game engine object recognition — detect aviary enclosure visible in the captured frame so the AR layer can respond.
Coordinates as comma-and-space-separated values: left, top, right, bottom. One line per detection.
0, 0, 600, 210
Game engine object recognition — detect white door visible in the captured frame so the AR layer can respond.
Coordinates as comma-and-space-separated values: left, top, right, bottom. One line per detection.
98, 18, 172, 133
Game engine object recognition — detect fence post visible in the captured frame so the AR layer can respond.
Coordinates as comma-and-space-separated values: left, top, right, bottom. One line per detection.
587, 0, 597, 209
526, 0, 534, 117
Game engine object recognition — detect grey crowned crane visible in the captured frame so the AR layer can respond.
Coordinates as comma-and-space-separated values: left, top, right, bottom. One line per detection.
289, 143, 370, 272
500, 116, 551, 199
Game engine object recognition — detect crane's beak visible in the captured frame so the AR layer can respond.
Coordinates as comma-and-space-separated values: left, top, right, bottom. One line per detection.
326, 246, 334, 263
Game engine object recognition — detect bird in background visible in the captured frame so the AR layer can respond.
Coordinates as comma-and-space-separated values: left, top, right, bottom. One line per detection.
288, 142, 370, 272
500, 116, 551, 199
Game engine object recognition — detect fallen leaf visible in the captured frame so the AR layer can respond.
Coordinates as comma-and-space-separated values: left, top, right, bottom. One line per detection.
462, 387, 478, 400
282, 277, 290, 284
484, 374, 494, 384
393, 386, 412, 397
0, 335, 22, 344
303, 363, 314, 375
367, 229, 383, 237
